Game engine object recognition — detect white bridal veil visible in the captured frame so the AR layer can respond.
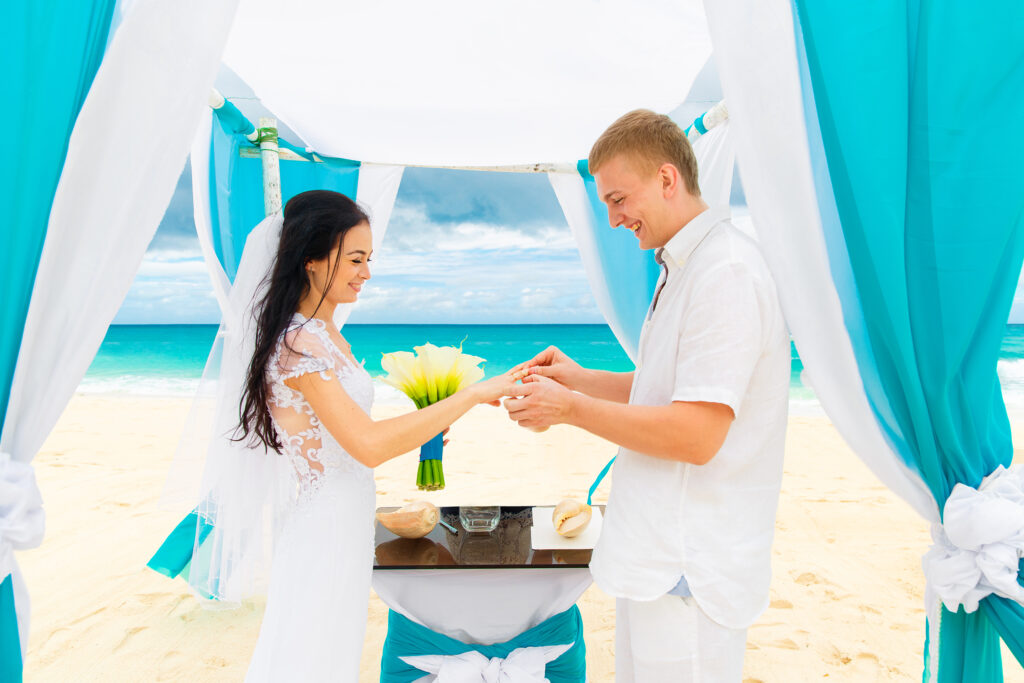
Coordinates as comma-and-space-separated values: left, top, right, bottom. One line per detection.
177, 212, 293, 605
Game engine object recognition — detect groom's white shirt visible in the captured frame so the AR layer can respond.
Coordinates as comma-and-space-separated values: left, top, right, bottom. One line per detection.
589, 206, 789, 630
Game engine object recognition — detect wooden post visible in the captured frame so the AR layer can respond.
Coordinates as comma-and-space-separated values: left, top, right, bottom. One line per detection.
258, 117, 282, 216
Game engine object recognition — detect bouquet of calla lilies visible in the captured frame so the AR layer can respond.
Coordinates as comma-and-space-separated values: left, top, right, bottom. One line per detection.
381, 343, 486, 490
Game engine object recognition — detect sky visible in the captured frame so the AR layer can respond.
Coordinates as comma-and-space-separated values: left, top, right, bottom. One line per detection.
113, 163, 608, 325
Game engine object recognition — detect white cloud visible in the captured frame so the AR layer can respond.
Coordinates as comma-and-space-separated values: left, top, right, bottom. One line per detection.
134, 250, 211, 278
115, 251, 221, 324
348, 242, 603, 324
520, 288, 559, 309
383, 205, 576, 252
120, 192, 607, 324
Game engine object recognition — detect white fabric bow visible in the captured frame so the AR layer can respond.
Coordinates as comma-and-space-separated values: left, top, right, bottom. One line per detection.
0, 452, 45, 656
922, 464, 1024, 614
0, 452, 45, 581
401, 643, 573, 683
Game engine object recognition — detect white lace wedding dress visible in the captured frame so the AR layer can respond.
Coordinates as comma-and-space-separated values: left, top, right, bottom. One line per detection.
246, 313, 376, 682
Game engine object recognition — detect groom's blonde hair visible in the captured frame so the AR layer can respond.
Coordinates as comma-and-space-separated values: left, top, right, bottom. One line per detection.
588, 109, 701, 196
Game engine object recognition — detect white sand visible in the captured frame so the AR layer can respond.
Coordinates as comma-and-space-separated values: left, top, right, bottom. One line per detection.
17, 395, 1024, 681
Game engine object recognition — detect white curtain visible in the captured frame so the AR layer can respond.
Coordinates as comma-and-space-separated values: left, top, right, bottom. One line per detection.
702, 0, 937, 519
192, 108, 233, 316
0, 0, 241, 644
335, 163, 406, 329
547, 120, 738, 360
221, 0, 712, 166
547, 173, 620, 345
689, 121, 738, 212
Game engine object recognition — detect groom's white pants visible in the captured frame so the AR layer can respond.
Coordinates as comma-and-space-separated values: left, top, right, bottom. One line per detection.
615, 595, 747, 682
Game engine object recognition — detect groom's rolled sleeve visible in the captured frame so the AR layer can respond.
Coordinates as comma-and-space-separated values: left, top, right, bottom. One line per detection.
670, 262, 765, 417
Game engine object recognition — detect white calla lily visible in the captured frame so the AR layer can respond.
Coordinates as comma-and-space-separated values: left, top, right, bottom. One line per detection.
381, 350, 429, 408
414, 343, 464, 399
380, 342, 488, 490
447, 353, 486, 394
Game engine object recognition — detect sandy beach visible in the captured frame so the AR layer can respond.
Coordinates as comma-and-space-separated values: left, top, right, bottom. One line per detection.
17, 394, 1024, 681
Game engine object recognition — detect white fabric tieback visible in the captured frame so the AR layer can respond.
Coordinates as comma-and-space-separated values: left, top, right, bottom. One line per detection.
922, 464, 1024, 614
401, 643, 572, 683
0, 452, 45, 581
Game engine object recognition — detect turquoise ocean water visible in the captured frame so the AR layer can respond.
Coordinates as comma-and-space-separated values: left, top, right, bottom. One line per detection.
80, 324, 1024, 411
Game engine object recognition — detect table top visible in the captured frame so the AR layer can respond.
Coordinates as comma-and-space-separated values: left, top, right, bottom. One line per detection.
373, 505, 601, 570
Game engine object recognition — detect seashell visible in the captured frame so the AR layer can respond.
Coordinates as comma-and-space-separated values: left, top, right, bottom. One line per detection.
552, 499, 592, 538
376, 500, 439, 539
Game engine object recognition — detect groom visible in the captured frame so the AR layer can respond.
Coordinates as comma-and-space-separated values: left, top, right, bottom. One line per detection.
504, 110, 789, 681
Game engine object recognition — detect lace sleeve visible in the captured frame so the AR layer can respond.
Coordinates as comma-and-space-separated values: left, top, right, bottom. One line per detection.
272, 325, 336, 384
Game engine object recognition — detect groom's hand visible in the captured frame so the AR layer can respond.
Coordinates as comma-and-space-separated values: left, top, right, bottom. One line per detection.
511, 346, 583, 390
502, 374, 576, 430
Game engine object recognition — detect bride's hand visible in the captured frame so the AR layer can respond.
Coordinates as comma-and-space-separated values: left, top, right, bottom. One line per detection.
468, 369, 523, 406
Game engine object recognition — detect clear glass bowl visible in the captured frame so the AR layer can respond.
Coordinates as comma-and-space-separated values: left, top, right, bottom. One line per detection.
458, 505, 500, 533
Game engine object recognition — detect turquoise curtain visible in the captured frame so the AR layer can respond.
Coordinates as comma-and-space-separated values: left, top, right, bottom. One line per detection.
792, 1, 1024, 680
208, 107, 360, 282
1, 575, 22, 682
2, 3, 115, 679
1, 0, 115, 430
576, 160, 661, 360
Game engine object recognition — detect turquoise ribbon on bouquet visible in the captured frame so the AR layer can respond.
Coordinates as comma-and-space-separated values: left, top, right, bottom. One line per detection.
419, 432, 444, 461
1, 574, 22, 682
379, 605, 586, 682
146, 508, 214, 582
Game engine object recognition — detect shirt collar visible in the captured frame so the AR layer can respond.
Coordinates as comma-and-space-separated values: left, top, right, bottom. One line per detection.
657, 206, 731, 271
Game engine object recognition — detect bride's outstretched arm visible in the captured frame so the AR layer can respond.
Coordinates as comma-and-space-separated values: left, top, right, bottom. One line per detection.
285, 370, 518, 468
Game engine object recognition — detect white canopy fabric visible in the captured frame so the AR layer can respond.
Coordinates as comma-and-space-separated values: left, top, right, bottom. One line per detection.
223, 0, 713, 166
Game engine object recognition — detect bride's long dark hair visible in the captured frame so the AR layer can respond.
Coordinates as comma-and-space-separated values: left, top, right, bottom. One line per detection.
236, 190, 369, 452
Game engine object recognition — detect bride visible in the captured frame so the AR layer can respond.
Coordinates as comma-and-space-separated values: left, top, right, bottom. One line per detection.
234, 190, 514, 680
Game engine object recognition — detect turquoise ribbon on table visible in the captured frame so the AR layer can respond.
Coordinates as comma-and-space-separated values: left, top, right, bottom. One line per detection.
380, 605, 586, 682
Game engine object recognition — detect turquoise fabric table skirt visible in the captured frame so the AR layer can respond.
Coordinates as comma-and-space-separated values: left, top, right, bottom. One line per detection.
380, 605, 586, 682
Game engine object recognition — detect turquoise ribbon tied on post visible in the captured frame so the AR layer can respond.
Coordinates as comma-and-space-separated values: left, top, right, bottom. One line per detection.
380, 605, 586, 682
